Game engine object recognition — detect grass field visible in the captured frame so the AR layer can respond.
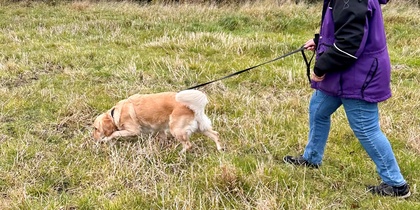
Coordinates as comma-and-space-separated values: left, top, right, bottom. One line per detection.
0, 0, 419, 209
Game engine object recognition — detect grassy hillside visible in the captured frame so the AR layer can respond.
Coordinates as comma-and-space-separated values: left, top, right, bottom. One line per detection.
0, 1, 419, 209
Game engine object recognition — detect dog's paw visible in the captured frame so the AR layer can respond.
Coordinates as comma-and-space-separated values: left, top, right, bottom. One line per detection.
217, 146, 226, 152
98, 137, 112, 143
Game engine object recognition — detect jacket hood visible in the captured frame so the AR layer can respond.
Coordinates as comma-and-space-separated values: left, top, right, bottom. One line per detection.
379, 0, 389, 4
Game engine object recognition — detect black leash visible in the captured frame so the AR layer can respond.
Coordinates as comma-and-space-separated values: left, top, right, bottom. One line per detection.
301, 47, 315, 83
185, 46, 314, 90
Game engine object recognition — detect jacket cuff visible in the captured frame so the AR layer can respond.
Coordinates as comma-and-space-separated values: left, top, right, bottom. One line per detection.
313, 66, 325, 77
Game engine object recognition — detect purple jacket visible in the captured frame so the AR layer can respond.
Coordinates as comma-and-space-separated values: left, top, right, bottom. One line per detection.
311, 0, 391, 102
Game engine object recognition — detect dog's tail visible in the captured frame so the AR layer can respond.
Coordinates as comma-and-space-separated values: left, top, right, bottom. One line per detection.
176, 89, 212, 131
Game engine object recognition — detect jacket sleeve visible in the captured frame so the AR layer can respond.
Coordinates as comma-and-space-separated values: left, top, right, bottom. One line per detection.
314, 0, 368, 76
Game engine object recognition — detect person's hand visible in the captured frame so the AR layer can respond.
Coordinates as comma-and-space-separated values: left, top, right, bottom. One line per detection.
304, 39, 316, 51
311, 73, 325, 82
305, 38, 323, 81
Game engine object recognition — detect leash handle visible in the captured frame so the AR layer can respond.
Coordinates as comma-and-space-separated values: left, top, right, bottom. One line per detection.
186, 46, 310, 90
300, 45, 315, 83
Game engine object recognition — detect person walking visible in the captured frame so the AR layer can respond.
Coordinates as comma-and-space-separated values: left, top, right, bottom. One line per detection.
283, 0, 411, 198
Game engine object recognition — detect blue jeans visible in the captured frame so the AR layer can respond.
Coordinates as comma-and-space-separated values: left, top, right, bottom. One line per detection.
303, 90, 406, 186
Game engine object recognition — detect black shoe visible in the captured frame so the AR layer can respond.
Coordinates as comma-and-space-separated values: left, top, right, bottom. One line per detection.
283, 155, 320, 168
367, 182, 411, 198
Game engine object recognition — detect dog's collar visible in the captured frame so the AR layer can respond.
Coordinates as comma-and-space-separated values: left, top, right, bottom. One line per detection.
110, 108, 115, 120
109, 107, 120, 131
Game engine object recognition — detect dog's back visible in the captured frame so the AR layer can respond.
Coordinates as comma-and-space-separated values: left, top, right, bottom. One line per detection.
128, 92, 178, 128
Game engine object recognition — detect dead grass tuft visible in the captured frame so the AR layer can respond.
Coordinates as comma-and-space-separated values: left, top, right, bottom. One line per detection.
70, 1, 91, 11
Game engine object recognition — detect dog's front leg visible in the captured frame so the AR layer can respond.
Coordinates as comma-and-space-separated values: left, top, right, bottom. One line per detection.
101, 130, 139, 142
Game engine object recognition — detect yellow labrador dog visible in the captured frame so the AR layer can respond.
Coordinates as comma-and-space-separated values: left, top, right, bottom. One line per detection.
92, 89, 223, 153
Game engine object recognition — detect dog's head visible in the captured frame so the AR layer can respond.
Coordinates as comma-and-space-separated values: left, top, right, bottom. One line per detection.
92, 111, 118, 141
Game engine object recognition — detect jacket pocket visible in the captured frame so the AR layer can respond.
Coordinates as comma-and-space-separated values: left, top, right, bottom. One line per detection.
361, 58, 378, 99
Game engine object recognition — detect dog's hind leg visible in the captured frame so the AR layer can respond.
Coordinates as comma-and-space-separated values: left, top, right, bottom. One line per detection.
169, 126, 193, 153
202, 129, 224, 151
179, 137, 192, 153
173, 132, 192, 153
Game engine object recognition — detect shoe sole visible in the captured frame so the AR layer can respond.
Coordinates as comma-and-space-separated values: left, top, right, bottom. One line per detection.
398, 190, 411, 199
283, 156, 319, 168
368, 188, 411, 199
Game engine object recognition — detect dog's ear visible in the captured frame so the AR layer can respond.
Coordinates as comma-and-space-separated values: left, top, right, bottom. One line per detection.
102, 115, 117, 137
